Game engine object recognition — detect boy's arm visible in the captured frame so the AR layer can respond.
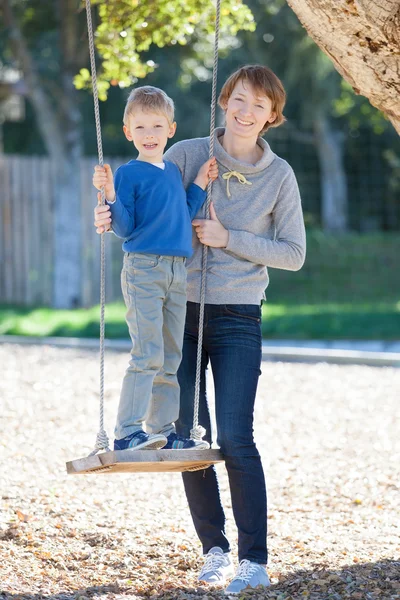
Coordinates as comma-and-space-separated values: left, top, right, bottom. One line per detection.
185, 157, 217, 219
166, 142, 202, 217
107, 167, 136, 239
225, 169, 306, 271
186, 183, 207, 220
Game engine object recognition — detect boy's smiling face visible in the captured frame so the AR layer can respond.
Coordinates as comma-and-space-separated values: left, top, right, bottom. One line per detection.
221, 79, 276, 140
123, 109, 176, 163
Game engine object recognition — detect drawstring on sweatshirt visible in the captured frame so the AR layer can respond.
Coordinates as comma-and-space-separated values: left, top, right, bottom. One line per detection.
222, 170, 252, 198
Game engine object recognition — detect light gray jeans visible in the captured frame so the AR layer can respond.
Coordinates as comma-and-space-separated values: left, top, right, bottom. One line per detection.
115, 252, 187, 440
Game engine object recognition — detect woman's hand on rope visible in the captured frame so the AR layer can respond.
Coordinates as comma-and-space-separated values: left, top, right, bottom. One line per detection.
94, 201, 112, 234
194, 157, 218, 190
93, 164, 116, 202
192, 202, 229, 248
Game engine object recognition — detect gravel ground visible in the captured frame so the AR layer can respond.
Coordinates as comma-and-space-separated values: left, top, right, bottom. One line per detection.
0, 343, 399, 600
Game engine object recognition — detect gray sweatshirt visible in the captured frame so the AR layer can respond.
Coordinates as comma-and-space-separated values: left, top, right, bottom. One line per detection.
164, 127, 306, 305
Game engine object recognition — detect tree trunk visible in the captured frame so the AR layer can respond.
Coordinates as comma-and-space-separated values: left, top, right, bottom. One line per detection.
52, 160, 82, 309
52, 0, 83, 309
286, 0, 400, 134
3, 0, 82, 308
313, 114, 348, 232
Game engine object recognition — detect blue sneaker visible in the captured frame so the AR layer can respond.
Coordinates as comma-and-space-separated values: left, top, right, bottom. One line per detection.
114, 430, 167, 451
224, 560, 270, 594
163, 432, 210, 450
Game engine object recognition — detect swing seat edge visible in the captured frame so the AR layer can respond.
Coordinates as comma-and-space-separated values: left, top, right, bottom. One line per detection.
66, 449, 224, 474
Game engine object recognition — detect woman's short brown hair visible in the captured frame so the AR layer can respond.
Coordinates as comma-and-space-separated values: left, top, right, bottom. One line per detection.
218, 65, 286, 135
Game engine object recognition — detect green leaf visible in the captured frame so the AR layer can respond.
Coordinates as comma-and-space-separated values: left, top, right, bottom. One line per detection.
77, 0, 254, 97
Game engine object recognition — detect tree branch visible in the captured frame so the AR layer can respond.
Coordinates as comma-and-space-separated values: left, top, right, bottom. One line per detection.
286, 0, 400, 135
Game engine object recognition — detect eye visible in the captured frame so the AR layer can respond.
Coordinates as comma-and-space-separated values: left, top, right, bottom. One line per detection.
234, 97, 243, 101
155, 124, 163, 128
256, 104, 264, 109
135, 126, 144, 129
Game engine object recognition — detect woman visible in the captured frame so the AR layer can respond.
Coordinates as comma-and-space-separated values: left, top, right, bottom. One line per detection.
94, 65, 306, 594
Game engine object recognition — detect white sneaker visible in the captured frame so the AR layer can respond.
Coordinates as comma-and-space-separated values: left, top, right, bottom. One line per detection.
225, 559, 270, 594
198, 547, 234, 584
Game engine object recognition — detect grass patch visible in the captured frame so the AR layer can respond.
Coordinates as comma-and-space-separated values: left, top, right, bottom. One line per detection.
1, 231, 399, 340
261, 302, 400, 339
1, 301, 400, 340
0, 304, 128, 339
267, 230, 400, 305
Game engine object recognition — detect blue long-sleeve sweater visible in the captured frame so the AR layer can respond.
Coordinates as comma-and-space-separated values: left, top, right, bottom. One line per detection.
108, 160, 206, 257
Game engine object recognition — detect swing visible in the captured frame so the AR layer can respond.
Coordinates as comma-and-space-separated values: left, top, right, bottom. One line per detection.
66, 0, 224, 475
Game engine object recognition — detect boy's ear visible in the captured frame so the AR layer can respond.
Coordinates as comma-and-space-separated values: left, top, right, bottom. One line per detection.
123, 125, 133, 141
268, 112, 277, 124
168, 121, 177, 138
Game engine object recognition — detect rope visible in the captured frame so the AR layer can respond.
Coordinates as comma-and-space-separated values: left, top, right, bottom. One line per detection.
190, 0, 221, 442
85, 0, 220, 450
85, 0, 110, 455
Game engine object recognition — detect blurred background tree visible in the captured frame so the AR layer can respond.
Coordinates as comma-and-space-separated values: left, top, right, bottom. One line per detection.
0, 0, 253, 308
1, 0, 399, 322
2, 0, 398, 235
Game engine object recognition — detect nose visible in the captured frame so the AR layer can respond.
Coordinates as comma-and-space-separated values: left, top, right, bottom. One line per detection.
240, 103, 252, 116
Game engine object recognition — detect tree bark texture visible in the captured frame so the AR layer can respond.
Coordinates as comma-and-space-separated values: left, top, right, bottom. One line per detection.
286, 0, 400, 134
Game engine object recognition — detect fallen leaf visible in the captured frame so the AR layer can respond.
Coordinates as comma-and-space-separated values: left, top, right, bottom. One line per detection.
16, 510, 32, 522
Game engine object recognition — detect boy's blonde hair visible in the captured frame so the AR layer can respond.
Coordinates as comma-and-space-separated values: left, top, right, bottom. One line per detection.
123, 86, 175, 125
218, 65, 286, 134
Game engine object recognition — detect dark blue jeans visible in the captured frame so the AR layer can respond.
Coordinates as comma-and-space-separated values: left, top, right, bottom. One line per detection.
176, 301, 267, 564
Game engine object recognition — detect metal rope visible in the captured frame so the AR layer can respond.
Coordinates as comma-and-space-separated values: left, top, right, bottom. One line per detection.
85, 0, 110, 454
191, 0, 221, 441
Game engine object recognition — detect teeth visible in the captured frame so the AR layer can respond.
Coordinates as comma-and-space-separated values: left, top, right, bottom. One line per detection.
236, 117, 253, 125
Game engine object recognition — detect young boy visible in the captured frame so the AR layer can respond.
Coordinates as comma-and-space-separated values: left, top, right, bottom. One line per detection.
92, 86, 217, 452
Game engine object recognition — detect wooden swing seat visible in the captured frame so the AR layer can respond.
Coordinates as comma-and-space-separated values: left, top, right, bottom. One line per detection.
66, 448, 224, 474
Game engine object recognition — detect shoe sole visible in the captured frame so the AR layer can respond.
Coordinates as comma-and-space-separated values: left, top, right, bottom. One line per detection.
164, 442, 210, 450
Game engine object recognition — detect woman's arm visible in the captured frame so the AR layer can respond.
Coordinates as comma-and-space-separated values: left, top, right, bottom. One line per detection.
194, 168, 306, 271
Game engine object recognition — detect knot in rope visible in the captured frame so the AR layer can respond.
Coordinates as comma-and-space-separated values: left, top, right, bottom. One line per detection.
222, 170, 252, 198
190, 425, 207, 442
89, 429, 111, 455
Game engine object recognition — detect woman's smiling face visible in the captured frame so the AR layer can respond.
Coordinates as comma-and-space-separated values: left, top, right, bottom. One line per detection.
222, 79, 276, 139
